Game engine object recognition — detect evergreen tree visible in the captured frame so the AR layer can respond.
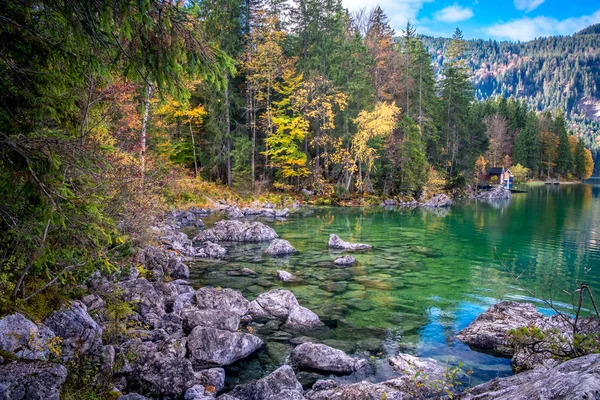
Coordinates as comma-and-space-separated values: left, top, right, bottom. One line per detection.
554, 115, 574, 176
513, 111, 541, 173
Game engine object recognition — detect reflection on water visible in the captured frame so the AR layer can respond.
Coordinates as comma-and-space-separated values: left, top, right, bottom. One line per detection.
188, 183, 600, 387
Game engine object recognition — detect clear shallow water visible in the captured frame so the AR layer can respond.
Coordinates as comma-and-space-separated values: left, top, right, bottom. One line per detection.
188, 183, 600, 388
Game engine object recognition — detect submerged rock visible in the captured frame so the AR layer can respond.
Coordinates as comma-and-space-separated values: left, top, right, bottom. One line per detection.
194, 220, 278, 243
196, 241, 227, 259
291, 342, 367, 374
187, 326, 263, 368
457, 353, 600, 400
264, 239, 297, 256
333, 255, 356, 265
225, 365, 304, 400
0, 361, 67, 400
456, 301, 544, 356
277, 270, 295, 282
328, 234, 372, 251
0, 313, 56, 360
44, 301, 103, 362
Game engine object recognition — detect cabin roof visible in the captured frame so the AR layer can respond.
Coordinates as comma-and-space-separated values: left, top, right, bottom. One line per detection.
487, 167, 503, 175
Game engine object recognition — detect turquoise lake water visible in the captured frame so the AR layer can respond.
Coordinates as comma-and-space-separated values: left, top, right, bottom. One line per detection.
189, 183, 600, 387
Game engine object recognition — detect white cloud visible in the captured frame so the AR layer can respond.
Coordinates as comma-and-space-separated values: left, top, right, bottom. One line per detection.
484, 9, 600, 41
514, 0, 545, 13
341, 0, 433, 34
434, 4, 474, 23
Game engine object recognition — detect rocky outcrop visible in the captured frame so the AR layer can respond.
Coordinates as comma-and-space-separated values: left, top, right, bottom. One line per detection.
0, 313, 56, 360
253, 289, 299, 319
44, 301, 103, 362
140, 246, 190, 280
194, 220, 278, 243
264, 239, 297, 256
476, 186, 512, 201
196, 368, 226, 394
276, 270, 295, 282
282, 306, 322, 331
167, 209, 207, 228
118, 278, 167, 322
290, 342, 367, 374
333, 255, 355, 265
328, 234, 372, 251
388, 353, 446, 379
456, 301, 544, 356
225, 365, 304, 400
0, 361, 67, 400
423, 193, 453, 207
187, 326, 263, 368
457, 354, 600, 400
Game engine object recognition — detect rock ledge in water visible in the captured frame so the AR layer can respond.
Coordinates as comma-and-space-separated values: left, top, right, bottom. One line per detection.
194, 220, 278, 242
291, 342, 367, 374
265, 239, 297, 256
328, 234, 372, 251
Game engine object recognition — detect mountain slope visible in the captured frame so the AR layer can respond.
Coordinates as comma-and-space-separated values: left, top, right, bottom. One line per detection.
421, 29, 600, 151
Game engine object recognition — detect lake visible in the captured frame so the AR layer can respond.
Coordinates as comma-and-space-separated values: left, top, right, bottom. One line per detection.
189, 183, 600, 388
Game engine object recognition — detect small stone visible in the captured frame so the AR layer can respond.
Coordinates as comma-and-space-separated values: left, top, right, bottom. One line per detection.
334, 255, 356, 265
328, 234, 372, 251
277, 270, 295, 282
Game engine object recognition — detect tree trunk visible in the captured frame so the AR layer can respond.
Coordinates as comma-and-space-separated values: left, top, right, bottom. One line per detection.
224, 79, 232, 187
189, 121, 199, 178
140, 83, 153, 175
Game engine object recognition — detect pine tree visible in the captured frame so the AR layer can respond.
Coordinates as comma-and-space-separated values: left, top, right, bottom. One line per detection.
513, 111, 541, 173
554, 115, 574, 176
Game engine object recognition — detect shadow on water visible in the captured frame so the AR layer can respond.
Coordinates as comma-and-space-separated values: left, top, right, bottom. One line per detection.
188, 183, 600, 388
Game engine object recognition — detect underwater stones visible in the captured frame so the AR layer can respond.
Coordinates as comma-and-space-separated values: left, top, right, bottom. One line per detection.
333, 255, 356, 266
194, 220, 278, 243
328, 234, 372, 251
277, 270, 295, 282
0, 361, 67, 400
456, 301, 544, 356
388, 353, 446, 380
290, 342, 367, 375
227, 268, 258, 277
44, 301, 103, 362
264, 239, 297, 256
0, 313, 56, 361
187, 326, 263, 368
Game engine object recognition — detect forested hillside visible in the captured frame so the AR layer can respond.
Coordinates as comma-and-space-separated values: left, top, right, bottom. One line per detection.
422, 27, 600, 157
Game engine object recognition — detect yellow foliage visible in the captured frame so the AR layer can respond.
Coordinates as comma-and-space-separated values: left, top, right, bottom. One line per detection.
583, 148, 594, 179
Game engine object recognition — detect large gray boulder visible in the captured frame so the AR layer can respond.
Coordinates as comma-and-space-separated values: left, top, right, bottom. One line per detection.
328, 234, 372, 251
117, 278, 167, 321
187, 326, 263, 368
306, 380, 403, 400
456, 301, 544, 356
0, 313, 56, 360
0, 361, 67, 400
291, 342, 367, 374
195, 287, 249, 317
254, 289, 299, 319
457, 354, 600, 400
44, 301, 103, 362
118, 339, 200, 398
282, 306, 322, 331
194, 220, 278, 242
225, 365, 304, 400
388, 353, 446, 379
182, 309, 240, 333
264, 239, 297, 256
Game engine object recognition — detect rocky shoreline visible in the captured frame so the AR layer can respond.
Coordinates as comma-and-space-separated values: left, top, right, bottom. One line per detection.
1, 205, 598, 400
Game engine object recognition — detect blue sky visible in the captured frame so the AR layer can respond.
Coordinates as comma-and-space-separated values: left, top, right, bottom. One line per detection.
341, 0, 600, 41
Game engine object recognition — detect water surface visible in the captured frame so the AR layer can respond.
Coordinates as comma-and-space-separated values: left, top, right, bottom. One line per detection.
189, 183, 600, 387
